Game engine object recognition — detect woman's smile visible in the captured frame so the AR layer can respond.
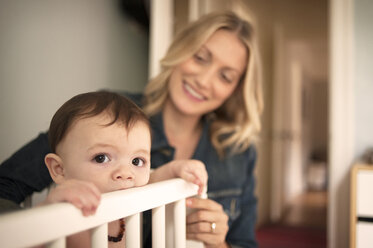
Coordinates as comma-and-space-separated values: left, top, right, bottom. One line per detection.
166, 29, 247, 117
182, 81, 206, 102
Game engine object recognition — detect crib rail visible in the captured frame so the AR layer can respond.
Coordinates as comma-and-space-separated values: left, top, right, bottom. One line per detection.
0, 178, 199, 248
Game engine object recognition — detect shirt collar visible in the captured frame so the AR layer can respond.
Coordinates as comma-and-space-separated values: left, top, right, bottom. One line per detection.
150, 112, 211, 156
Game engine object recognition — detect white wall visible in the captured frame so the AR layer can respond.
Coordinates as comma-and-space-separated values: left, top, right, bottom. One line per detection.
0, 0, 149, 162
354, 0, 373, 159
329, 0, 373, 247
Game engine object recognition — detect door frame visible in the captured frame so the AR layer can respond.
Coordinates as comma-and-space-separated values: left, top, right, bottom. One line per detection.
328, 0, 355, 247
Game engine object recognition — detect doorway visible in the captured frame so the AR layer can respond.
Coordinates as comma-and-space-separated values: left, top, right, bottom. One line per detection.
269, 0, 328, 225
259, 0, 328, 247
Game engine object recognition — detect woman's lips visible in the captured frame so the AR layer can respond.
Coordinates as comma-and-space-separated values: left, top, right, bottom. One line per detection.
183, 81, 206, 101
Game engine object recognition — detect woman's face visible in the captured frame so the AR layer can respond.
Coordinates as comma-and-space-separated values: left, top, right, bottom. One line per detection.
168, 29, 247, 117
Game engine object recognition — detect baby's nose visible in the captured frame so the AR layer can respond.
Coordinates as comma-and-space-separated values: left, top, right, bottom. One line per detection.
113, 165, 134, 181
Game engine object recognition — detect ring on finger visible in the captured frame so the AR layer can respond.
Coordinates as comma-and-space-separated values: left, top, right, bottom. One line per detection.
210, 222, 217, 233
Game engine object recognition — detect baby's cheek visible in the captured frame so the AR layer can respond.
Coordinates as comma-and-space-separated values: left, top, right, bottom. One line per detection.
136, 169, 150, 186
97, 184, 109, 193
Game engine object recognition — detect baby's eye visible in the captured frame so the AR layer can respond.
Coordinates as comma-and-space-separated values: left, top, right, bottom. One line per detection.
93, 154, 110, 163
132, 157, 145, 167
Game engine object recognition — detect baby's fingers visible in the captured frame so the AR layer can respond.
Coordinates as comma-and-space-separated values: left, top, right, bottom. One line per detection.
73, 193, 100, 216
54, 180, 101, 216
76, 183, 101, 216
180, 171, 200, 185
183, 170, 207, 195
190, 167, 208, 191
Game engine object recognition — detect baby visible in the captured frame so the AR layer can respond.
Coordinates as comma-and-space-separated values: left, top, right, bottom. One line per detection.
41, 91, 207, 247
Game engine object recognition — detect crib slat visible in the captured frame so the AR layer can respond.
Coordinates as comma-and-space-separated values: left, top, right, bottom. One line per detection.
46, 237, 65, 248
152, 205, 166, 247
166, 203, 175, 248
91, 223, 108, 248
174, 199, 186, 248
125, 213, 141, 248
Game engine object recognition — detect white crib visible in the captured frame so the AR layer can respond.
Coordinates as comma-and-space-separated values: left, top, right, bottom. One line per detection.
0, 178, 199, 248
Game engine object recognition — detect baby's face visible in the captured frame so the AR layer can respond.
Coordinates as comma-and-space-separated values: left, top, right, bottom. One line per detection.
56, 113, 151, 193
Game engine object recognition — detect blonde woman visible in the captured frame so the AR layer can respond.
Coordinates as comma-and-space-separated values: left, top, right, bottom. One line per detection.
0, 11, 263, 248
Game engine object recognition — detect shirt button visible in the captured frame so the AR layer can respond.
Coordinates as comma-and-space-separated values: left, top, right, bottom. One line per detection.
160, 148, 172, 156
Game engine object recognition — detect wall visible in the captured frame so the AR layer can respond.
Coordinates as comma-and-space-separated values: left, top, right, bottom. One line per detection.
0, 0, 149, 162
327, 0, 373, 247
354, 0, 373, 159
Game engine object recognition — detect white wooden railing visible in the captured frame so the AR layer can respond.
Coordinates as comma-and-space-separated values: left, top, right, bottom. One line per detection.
0, 178, 199, 248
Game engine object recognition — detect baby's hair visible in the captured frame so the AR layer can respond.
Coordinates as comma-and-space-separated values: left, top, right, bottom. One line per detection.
48, 91, 149, 153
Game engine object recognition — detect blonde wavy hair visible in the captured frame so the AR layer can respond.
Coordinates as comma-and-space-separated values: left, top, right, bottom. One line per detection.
143, 10, 263, 157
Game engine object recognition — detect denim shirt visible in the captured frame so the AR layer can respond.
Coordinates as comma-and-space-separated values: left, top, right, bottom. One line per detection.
130, 93, 258, 248
0, 91, 258, 248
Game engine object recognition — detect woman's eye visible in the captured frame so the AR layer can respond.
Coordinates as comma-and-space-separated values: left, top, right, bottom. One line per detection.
193, 50, 209, 63
194, 54, 206, 62
132, 157, 145, 167
93, 154, 110, 163
221, 72, 234, 83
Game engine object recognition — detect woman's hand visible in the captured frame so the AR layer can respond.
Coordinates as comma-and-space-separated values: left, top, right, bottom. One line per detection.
43, 179, 101, 216
186, 197, 229, 248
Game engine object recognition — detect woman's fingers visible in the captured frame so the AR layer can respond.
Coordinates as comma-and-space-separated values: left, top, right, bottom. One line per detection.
186, 209, 228, 225
187, 197, 223, 211
186, 218, 229, 246
187, 221, 226, 234
186, 197, 229, 247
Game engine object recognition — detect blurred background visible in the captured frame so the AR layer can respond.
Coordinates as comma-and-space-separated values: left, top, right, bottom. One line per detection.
0, 0, 149, 163
1, 0, 372, 248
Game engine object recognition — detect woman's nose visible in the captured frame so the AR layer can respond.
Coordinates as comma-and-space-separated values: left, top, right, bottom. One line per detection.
196, 67, 214, 88
113, 165, 134, 181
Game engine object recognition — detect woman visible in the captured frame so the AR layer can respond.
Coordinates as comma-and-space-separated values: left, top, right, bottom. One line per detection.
0, 11, 263, 248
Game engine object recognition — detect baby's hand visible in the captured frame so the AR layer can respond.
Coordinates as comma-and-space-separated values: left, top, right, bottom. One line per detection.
44, 179, 101, 216
171, 160, 208, 195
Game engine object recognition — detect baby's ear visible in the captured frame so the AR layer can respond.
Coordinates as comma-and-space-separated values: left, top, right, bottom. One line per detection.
44, 153, 65, 184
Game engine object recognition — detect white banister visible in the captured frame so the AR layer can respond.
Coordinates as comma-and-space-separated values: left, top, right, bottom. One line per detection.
126, 213, 141, 248
152, 205, 166, 247
91, 223, 108, 248
0, 178, 198, 248
46, 237, 65, 248
174, 199, 186, 248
